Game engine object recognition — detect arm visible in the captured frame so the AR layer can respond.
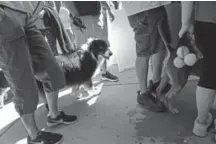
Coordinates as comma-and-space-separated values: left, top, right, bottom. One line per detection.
101, 1, 112, 13
181, 1, 194, 25
111, 1, 120, 10
62, 1, 79, 16
101, 1, 115, 22
178, 1, 195, 37
61, 2, 86, 31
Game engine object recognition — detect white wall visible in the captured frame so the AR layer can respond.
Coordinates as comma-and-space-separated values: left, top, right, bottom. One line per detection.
108, 3, 182, 72
108, 9, 137, 72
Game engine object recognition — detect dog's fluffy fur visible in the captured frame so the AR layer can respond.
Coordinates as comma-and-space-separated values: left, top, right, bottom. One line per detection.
35, 38, 112, 99
58, 39, 111, 85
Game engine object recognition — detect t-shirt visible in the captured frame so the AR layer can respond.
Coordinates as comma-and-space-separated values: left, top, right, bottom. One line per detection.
195, 2, 216, 24
122, 1, 171, 16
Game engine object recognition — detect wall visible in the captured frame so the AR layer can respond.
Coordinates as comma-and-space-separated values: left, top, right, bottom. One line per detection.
108, 3, 182, 72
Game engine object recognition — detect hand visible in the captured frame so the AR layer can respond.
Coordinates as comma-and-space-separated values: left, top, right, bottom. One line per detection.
108, 11, 115, 22
178, 23, 194, 38
112, 1, 120, 10
72, 15, 86, 29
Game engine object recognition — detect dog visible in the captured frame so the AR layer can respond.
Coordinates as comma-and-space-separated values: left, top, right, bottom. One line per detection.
38, 38, 112, 100
0, 38, 112, 109
155, 24, 203, 114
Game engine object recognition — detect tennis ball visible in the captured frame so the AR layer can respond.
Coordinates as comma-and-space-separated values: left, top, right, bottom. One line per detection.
184, 53, 197, 66
176, 46, 190, 58
173, 57, 185, 68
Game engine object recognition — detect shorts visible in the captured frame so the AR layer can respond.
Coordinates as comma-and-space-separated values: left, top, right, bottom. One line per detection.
0, 7, 65, 115
127, 6, 171, 57
195, 21, 216, 89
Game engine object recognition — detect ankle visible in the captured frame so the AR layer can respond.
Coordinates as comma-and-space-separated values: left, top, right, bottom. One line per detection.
196, 113, 212, 124
49, 111, 60, 119
152, 78, 160, 84
29, 130, 39, 140
140, 90, 148, 95
102, 71, 108, 75
196, 117, 209, 125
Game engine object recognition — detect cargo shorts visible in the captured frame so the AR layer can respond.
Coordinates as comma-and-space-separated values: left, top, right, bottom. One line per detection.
128, 6, 171, 57
0, 7, 65, 115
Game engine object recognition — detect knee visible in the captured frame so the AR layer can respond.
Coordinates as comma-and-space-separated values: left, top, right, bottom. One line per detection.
36, 64, 65, 93
14, 90, 38, 116
136, 56, 150, 63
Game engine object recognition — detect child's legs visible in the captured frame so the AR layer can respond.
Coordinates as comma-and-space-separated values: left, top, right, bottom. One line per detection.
196, 86, 215, 122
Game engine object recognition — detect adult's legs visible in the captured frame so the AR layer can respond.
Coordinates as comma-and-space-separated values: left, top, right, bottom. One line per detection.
26, 13, 77, 127
101, 60, 119, 82
136, 56, 150, 94
193, 79, 215, 137
195, 86, 215, 123
99, 10, 119, 82
192, 21, 216, 137
151, 49, 166, 84
0, 7, 41, 140
127, 7, 168, 112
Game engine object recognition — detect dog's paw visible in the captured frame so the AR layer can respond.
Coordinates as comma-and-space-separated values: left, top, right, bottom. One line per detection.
92, 87, 102, 96
76, 93, 83, 99
170, 107, 179, 115
162, 98, 180, 115
167, 101, 179, 114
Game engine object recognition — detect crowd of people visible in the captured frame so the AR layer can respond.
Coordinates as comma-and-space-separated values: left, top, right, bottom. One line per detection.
0, 1, 215, 143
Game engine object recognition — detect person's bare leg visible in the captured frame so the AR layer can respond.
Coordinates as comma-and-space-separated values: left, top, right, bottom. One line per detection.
101, 60, 119, 82
136, 56, 150, 94
45, 90, 60, 118
20, 113, 39, 140
196, 86, 215, 122
192, 86, 215, 136
101, 60, 107, 74
151, 50, 166, 83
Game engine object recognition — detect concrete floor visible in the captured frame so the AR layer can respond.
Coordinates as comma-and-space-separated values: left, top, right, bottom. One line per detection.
0, 67, 215, 144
